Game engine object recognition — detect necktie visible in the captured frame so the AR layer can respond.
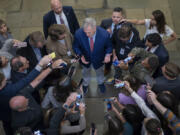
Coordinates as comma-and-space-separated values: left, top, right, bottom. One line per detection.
90, 37, 94, 52
59, 15, 64, 24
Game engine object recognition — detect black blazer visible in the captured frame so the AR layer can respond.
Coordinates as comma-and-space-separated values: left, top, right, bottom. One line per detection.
154, 44, 169, 67
16, 36, 47, 72
43, 6, 80, 39
100, 18, 113, 30
152, 44, 169, 78
112, 26, 142, 60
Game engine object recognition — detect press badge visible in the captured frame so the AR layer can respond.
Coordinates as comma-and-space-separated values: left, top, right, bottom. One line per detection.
120, 48, 125, 55
67, 51, 71, 56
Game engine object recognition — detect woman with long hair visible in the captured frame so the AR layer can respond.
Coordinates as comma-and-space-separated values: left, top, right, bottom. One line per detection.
0, 19, 13, 48
124, 10, 177, 45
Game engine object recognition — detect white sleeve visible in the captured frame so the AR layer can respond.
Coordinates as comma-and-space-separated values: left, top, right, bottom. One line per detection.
165, 25, 174, 37
145, 19, 151, 29
131, 91, 159, 119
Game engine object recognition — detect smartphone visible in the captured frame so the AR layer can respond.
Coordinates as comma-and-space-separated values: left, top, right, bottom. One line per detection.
77, 94, 82, 99
107, 102, 112, 110
113, 59, 119, 66
114, 82, 125, 88
15, 42, 27, 48
91, 123, 96, 135
123, 56, 132, 63
59, 63, 67, 67
104, 98, 114, 102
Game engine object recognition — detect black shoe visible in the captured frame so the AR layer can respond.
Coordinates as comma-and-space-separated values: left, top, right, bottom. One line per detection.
83, 85, 88, 95
98, 83, 106, 93
68, 66, 76, 78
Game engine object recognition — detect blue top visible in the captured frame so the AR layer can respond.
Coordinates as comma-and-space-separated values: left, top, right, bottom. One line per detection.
73, 26, 112, 69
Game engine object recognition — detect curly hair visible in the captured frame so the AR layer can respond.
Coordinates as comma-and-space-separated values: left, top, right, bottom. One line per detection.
150, 10, 166, 34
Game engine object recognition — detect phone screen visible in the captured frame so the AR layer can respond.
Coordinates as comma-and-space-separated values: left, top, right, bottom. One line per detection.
107, 102, 112, 110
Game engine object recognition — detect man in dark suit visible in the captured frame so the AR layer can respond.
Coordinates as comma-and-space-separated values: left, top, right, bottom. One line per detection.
16, 31, 47, 72
145, 33, 169, 77
100, 7, 125, 75
100, 7, 125, 37
73, 18, 112, 93
43, 0, 79, 39
9, 58, 65, 132
10, 56, 29, 83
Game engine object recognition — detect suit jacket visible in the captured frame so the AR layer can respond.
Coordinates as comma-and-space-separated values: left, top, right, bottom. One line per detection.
152, 44, 169, 78
43, 6, 80, 39
100, 18, 113, 30
16, 36, 47, 72
46, 26, 74, 64
73, 26, 113, 69
11, 70, 26, 83
112, 26, 142, 60
154, 44, 169, 67
11, 85, 42, 131
0, 68, 40, 121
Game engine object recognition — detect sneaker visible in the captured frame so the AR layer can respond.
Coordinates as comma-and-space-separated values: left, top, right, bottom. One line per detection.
98, 83, 106, 93
105, 77, 115, 84
82, 85, 88, 95
67, 66, 76, 78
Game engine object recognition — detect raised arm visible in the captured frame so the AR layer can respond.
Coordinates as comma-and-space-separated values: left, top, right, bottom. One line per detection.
124, 81, 158, 119
30, 59, 66, 90
125, 19, 145, 25
61, 103, 86, 134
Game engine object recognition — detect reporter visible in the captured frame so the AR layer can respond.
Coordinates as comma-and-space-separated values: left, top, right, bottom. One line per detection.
147, 90, 180, 135
124, 81, 164, 135
47, 93, 86, 135
9, 58, 66, 131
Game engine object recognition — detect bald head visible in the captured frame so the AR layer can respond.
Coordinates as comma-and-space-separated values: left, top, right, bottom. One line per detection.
51, 0, 63, 14
9, 96, 28, 112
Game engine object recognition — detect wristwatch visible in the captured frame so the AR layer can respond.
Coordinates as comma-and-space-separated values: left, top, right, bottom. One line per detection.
47, 62, 53, 70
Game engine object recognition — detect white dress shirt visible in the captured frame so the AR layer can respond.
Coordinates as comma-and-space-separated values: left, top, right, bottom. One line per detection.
54, 12, 70, 30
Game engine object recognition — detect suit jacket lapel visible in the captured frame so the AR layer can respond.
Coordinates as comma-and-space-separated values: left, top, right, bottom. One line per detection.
28, 44, 38, 63
85, 35, 91, 53
93, 28, 100, 52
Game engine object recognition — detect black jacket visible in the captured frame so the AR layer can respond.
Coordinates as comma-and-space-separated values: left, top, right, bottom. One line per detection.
43, 6, 80, 38
16, 36, 47, 72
